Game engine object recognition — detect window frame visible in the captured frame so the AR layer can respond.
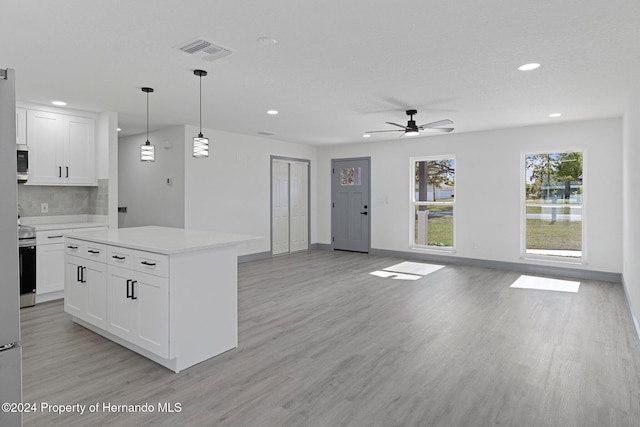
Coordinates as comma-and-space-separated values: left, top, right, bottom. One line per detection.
409, 155, 456, 252
521, 150, 587, 264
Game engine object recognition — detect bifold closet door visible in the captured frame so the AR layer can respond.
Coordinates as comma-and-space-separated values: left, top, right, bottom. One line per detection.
271, 159, 309, 255
289, 161, 309, 252
272, 160, 290, 255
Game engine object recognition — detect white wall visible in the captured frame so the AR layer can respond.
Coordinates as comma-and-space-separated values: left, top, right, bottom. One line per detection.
317, 118, 622, 274
118, 126, 185, 228
97, 111, 118, 228
184, 125, 317, 256
623, 92, 640, 333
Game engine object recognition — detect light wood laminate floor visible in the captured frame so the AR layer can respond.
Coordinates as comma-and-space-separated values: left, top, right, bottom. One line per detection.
21, 250, 640, 426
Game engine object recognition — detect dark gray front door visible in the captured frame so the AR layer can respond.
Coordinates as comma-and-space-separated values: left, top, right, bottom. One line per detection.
331, 158, 370, 252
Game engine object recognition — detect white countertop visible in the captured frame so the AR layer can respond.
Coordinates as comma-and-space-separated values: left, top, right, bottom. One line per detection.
31, 222, 107, 231
66, 226, 261, 255
21, 215, 108, 231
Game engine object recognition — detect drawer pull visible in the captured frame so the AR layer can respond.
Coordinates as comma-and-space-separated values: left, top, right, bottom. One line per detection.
48, 235, 64, 239
112, 255, 126, 260
88, 249, 100, 254
141, 261, 156, 267
67, 245, 78, 250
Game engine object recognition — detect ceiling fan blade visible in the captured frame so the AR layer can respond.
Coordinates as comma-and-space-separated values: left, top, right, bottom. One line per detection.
432, 127, 454, 133
418, 119, 454, 129
385, 122, 409, 129
365, 129, 405, 134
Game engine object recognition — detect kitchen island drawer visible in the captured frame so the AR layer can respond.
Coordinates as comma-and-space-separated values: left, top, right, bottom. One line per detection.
65, 238, 106, 262
134, 250, 169, 278
107, 246, 136, 268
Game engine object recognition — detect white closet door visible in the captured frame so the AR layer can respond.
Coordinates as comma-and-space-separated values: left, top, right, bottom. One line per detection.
289, 161, 309, 252
272, 160, 290, 255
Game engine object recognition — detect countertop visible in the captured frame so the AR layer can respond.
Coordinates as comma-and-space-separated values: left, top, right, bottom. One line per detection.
66, 226, 261, 255
31, 222, 108, 231
20, 215, 108, 231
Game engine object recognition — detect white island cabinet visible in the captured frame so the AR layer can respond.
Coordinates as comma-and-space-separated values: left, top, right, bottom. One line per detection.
64, 226, 259, 372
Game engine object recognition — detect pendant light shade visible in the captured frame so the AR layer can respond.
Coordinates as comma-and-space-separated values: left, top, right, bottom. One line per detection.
193, 69, 209, 158
140, 87, 155, 162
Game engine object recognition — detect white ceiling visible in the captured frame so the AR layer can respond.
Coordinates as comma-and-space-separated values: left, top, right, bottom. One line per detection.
2, 1, 640, 145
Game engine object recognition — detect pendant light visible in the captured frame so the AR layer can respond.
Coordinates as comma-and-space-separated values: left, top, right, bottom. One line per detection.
193, 69, 209, 158
140, 87, 155, 162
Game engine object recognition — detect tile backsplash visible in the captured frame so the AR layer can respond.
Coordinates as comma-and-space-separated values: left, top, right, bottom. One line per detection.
18, 179, 108, 217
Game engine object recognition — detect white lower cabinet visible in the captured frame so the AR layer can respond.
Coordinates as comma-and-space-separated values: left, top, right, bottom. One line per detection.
64, 254, 107, 329
107, 265, 168, 358
37, 242, 65, 295
64, 228, 244, 373
37, 226, 107, 300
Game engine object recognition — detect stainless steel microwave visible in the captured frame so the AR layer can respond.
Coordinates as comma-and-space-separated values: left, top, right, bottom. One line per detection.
17, 144, 28, 182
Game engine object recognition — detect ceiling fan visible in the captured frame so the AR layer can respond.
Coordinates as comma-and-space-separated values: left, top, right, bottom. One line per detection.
366, 110, 454, 137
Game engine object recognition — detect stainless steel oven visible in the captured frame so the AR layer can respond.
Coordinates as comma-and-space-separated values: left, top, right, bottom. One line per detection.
18, 225, 36, 308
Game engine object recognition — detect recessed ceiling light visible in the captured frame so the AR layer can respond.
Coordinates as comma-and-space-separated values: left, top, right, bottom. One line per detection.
51, 100, 67, 106
267, 110, 278, 115
517, 63, 541, 71
257, 37, 277, 45
117, 128, 122, 132
363, 134, 371, 138
549, 113, 562, 118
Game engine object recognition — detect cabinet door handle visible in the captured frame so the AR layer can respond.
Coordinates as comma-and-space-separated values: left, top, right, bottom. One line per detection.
66, 166, 69, 178
77, 265, 81, 282
112, 255, 126, 260
48, 235, 64, 239
131, 281, 138, 300
59, 166, 62, 178
88, 250, 100, 254
140, 261, 156, 266
126, 279, 132, 299
80, 266, 86, 283
67, 245, 78, 250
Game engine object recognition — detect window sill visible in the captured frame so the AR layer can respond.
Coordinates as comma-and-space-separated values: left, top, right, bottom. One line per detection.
410, 246, 456, 255
522, 254, 587, 266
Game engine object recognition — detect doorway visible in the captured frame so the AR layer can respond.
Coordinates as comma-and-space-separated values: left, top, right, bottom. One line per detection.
271, 157, 310, 255
331, 157, 370, 252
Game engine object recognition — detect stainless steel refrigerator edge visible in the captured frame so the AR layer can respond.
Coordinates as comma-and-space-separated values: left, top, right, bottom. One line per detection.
0, 68, 23, 427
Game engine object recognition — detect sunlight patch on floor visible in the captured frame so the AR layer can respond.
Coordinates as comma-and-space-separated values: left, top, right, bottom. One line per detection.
510, 275, 580, 293
370, 261, 445, 281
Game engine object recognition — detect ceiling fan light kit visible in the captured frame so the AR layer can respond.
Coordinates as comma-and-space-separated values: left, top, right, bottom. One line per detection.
366, 109, 454, 137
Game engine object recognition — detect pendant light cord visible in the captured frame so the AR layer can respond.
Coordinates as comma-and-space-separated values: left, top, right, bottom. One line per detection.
146, 90, 150, 143
199, 74, 203, 136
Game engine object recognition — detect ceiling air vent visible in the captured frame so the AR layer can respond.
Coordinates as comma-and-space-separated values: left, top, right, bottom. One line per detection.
176, 38, 231, 62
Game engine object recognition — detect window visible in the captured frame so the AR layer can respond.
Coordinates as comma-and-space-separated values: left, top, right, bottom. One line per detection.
524, 152, 583, 259
411, 156, 455, 249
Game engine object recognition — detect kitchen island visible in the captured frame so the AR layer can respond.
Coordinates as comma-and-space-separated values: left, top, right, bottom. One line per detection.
64, 226, 259, 372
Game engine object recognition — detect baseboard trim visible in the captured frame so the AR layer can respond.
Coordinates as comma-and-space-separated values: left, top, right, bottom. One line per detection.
312, 243, 332, 251
622, 276, 640, 345
367, 248, 622, 283
238, 251, 271, 263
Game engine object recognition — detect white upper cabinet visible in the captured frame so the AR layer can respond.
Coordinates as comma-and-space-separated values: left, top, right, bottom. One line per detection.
26, 109, 96, 186
16, 107, 26, 146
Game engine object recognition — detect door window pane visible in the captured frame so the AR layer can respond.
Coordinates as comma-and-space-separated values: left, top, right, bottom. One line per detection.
341, 167, 361, 186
